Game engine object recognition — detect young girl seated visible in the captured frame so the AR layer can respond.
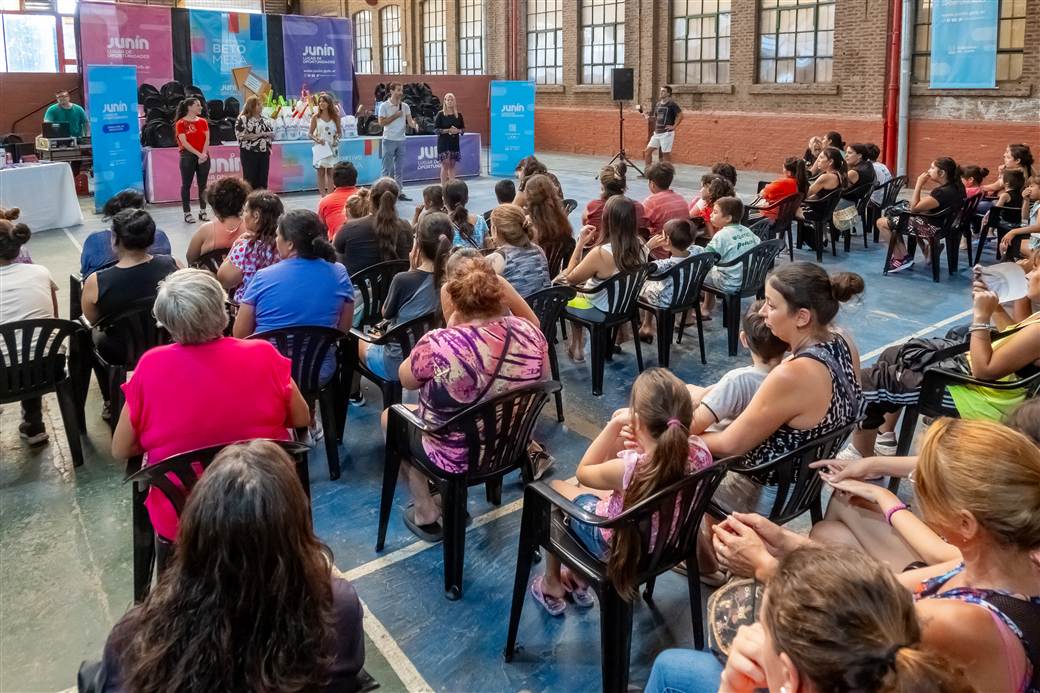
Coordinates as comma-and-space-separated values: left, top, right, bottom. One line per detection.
529, 368, 714, 614
962, 165, 990, 199
688, 174, 735, 238
1001, 174, 1040, 261
411, 184, 443, 227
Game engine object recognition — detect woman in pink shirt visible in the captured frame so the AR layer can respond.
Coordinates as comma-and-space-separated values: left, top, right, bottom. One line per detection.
112, 269, 311, 545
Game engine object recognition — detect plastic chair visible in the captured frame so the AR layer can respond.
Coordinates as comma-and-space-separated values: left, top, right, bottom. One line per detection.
124, 439, 310, 602
701, 239, 785, 356
868, 176, 907, 243
637, 251, 719, 368
797, 187, 843, 262
561, 267, 649, 396
505, 463, 728, 693
748, 193, 802, 261
190, 248, 229, 274
250, 326, 346, 480
841, 180, 875, 251
974, 204, 1024, 265
343, 311, 439, 412
525, 285, 576, 422
379, 381, 560, 599
0, 319, 85, 466
883, 207, 958, 282
946, 193, 983, 273
710, 423, 856, 526
349, 260, 410, 329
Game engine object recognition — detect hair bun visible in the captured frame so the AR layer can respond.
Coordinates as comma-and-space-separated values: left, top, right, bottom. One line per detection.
979, 166, 990, 179
830, 271, 865, 302
1, 207, 21, 221
12, 222, 31, 244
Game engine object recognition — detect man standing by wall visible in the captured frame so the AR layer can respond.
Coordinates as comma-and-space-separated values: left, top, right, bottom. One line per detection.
377, 82, 417, 200
643, 85, 682, 168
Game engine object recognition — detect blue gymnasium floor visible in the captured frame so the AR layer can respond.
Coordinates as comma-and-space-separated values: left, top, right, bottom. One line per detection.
0, 151, 978, 692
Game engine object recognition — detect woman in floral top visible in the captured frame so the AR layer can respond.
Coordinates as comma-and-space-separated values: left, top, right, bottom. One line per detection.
235, 95, 274, 190
217, 190, 283, 302
395, 253, 548, 542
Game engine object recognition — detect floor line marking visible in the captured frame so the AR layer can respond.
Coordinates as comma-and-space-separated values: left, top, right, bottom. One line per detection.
358, 597, 433, 693
62, 228, 83, 252
859, 308, 973, 363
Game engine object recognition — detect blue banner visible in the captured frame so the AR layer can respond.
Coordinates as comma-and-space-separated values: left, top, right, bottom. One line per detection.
489, 80, 535, 177
282, 16, 353, 108
189, 10, 269, 99
86, 65, 143, 213
929, 0, 998, 89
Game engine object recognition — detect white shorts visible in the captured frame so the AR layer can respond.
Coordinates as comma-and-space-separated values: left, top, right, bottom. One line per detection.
646, 130, 675, 153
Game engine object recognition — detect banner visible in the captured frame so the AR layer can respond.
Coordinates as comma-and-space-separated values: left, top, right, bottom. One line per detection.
282, 16, 353, 107
489, 81, 535, 177
929, 0, 998, 89
79, 3, 174, 99
402, 133, 481, 182
87, 65, 143, 212
189, 9, 269, 100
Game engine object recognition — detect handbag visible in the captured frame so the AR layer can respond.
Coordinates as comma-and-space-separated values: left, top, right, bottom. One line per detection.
832, 199, 860, 231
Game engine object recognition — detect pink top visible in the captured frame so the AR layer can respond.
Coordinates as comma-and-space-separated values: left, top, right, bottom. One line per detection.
122, 337, 296, 540
595, 435, 715, 542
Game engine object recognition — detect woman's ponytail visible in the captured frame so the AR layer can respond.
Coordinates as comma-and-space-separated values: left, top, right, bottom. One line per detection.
444, 180, 475, 246
370, 177, 407, 261
881, 645, 974, 693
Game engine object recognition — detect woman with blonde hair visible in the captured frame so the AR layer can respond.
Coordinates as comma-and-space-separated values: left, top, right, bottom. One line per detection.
235, 94, 273, 189
434, 92, 464, 184
310, 92, 342, 197
488, 203, 550, 297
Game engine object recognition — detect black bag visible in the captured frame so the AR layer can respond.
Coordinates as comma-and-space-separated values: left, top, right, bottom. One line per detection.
160, 80, 185, 101
223, 97, 240, 119
138, 83, 159, 105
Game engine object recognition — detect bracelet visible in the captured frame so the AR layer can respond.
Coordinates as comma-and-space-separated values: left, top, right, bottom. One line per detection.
968, 322, 992, 333
885, 503, 909, 525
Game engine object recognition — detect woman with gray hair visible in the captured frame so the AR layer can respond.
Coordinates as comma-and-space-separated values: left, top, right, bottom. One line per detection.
112, 268, 311, 545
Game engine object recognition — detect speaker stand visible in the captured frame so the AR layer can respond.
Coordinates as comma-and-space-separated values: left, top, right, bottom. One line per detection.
604, 100, 643, 177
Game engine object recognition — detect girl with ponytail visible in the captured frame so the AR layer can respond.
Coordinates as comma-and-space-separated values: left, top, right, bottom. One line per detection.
443, 179, 489, 248
334, 177, 413, 275
488, 203, 551, 297
529, 368, 714, 614
234, 209, 355, 381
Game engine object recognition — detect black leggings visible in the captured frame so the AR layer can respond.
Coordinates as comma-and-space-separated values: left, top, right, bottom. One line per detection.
240, 148, 270, 190
179, 151, 211, 213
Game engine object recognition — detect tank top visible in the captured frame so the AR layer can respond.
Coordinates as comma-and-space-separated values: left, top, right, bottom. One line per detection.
949, 313, 1040, 420
740, 334, 863, 484
96, 255, 179, 320
915, 563, 1039, 693
495, 244, 550, 298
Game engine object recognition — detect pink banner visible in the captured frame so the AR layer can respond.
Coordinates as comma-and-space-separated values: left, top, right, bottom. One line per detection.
79, 2, 173, 95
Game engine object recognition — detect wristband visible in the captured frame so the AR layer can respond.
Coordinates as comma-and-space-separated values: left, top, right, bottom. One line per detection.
885, 503, 909, 525
968, 322, 991, 333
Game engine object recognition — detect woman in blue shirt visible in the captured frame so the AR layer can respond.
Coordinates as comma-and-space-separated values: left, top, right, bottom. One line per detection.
79, 189, 172, 278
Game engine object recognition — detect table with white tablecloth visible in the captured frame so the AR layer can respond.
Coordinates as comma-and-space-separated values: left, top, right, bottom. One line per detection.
0, 162, 83, 231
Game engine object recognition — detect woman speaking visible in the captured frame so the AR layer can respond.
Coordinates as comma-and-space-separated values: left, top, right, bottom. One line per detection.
434, 93, 464, 185
235, 95, 273, 190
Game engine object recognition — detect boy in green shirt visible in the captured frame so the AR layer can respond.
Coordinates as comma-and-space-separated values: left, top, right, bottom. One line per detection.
702, 196, 760, 314
43, 90, 89, 138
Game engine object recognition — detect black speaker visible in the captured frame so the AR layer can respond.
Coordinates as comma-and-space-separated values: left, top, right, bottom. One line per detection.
611, 68, 634, 101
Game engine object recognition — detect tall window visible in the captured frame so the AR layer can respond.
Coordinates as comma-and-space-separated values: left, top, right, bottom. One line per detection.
353, 10, 373, 74
0, 0, 77, 73
671, 0, 731, 84
526, 0, 562, 84
458, 0, 484, 75
758, 0, 834, 83
580, 0, 624, 85
912, 0, 1026, 82
422, 0, 447, 74
380, 5, 402, 74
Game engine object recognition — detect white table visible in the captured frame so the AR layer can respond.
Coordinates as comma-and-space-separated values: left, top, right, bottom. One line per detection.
0, 162, 83, 231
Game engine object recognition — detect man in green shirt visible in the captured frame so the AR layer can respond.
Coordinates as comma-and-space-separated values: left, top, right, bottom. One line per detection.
43, 90, 89, 139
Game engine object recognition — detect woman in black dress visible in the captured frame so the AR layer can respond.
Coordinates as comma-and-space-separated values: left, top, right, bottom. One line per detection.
434, 92, 464, 185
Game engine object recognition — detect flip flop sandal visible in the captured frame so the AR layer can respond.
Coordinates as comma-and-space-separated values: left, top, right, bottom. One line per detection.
403, 505, 443, 543
405, 500, 471, 526
530, 575, 567, 616
561, 567, 595, 608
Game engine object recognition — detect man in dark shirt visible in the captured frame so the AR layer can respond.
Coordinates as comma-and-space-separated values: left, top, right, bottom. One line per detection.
642, 85, 683, 168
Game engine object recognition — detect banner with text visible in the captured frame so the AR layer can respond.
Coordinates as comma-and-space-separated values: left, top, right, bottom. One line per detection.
489, 81, 535, 177
402, 133, 481, 182
282, 16, 353, 107
189, 9, 269, 99
929, 0, 998, 89
87, 65, 143, 212
79, 3, 173, 101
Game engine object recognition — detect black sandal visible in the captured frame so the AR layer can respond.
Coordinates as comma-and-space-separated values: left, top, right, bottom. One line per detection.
184, 212, 196, 223
403, 506, 443, 543
198, 210, 209, 221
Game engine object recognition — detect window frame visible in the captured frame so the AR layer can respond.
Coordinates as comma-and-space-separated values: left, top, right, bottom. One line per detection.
526, 0, 562, 85
353, 9, 373, 75
0, 3, 76, 74
380, 4, 403, 74
458, 0, 483, 75
422, 0, 447, 75
757, 0, 835, 85
670, 0, 731, 86
911, 0, 1026, 84
579, 0, 625, 86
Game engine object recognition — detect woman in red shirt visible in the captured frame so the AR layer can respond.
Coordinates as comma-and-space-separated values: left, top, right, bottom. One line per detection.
754, 156, 809, 220
175, 97, 211, 224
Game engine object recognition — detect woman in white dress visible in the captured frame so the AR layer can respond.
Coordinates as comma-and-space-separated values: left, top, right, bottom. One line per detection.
309, 92, 341, 197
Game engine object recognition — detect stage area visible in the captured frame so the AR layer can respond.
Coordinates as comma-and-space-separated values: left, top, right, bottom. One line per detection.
2, 151, 965, 693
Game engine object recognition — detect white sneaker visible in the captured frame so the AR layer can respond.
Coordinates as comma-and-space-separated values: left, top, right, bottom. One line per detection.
874, 432, 897, 456
835, 443, 863, 461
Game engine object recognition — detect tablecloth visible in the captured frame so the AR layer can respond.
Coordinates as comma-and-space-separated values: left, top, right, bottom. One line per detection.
0, 162, 84, 231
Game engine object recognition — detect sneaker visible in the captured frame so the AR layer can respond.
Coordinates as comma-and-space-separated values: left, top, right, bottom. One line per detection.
874, 432, 898, 456
309, 415, 324, 443
18, 422, 49, 446
398, 193, 412, 202
887, 255, 914, 273
835, 443, 863, 461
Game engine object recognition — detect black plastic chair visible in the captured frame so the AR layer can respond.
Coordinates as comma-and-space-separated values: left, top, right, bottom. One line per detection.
883, 207, 957, 283
797, 187, 843, 262
505, 463, 728, 693
124, 439, 310, 602
525, 285, 576, 422
701, 239, 785, 356
841, 180, 875, 251
946, 193, 983, 273
710, 423, 856, 526
868, 176, 907, 243
250, 326, 346, 480
190, 248, 230, 274
350, 260, 410, 328
543, 235, 577, 278
748, 193, 802, 261
379, 381, 560, 599
344, 311, 438, 412
637, 251, 719, 368
561, 267, 649, 396
974, 204, 1024, 265
0, 319, 85, 466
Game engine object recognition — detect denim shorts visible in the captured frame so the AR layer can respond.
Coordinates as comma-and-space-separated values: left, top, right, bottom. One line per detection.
364, 343, 395, 381
566, 493, 610, 560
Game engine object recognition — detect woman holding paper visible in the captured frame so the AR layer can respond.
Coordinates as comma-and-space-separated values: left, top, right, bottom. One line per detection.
310, 92, 341, 197
235, 95, 273, 190
434, 93, 464, 185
